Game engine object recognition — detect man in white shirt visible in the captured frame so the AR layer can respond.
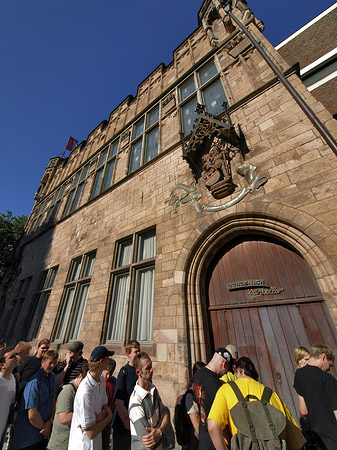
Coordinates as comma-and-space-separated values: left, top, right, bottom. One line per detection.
129, 352, 169, 450
68, 346, 114, 450
0, 347, 18, 444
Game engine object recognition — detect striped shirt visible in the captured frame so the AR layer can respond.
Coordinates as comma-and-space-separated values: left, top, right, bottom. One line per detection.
129, 382, 165, 450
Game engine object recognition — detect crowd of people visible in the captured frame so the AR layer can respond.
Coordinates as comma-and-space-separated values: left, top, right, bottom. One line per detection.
0, 337, 336, 450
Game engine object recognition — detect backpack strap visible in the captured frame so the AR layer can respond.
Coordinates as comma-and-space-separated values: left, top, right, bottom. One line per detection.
228, 381, 258, 445
260, 386, 280, 443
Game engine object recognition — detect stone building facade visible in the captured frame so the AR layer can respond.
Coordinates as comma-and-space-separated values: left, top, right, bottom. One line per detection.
1, 0, 337, 426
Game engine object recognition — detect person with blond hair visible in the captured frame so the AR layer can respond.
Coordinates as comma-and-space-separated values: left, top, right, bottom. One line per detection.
294, 346, 309, 369
12, 349, 58, 450
294, 343, 337, 450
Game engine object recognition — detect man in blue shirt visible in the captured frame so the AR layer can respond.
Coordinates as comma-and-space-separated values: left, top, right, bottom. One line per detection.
12, 349, 58, 450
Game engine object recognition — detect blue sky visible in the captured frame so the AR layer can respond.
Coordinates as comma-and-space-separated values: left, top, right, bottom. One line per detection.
0, 0, 335, 217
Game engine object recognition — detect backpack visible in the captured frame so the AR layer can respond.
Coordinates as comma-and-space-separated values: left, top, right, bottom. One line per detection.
228, 381, 288, 450
174, 390, 192, 446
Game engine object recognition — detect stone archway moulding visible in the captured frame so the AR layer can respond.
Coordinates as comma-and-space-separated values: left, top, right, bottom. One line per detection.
182, 214, 337, 365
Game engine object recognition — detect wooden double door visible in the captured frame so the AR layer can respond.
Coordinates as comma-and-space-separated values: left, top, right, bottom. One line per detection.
207, 235, 337, 418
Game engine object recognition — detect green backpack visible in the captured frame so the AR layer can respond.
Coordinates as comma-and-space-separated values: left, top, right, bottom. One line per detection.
228, 381, 288, 450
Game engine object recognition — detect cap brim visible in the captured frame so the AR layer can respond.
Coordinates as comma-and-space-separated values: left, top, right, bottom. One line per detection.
107, 351, 115, 357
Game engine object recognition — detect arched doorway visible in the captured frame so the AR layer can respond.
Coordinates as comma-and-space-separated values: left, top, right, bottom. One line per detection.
207, 234, 337, 418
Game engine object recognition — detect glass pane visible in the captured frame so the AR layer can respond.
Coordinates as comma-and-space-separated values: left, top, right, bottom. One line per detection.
133, 119, 144, 139
63, 190, 75, 217
82, 253, 96, 278
144, 127, 158, 163
106, 273, 129, 342
45, 267, 58, 289
102, 160, 115, 192
130, 266, 154, 342
56, 184, 66, 201
91, 168, 104, 199
203, 78, 227, 116
38, 271, 48, 291
199, 61, 218, 85
68, 283, 90, 341
70, 183, 84, 212
180, 77, 196, 101
71, 172, 81, 188
79, 165, 89, 182
109, 141, 119, 158
116, 240, 132, 267
69, 258, 82, 281
147, 106, 159, 128
181, 96, 198, 136
27, 292, 50, 341
98, 148, 108, 167
129, 139, 142, 173
54, 287, 74, 340
137, 230, 156, 261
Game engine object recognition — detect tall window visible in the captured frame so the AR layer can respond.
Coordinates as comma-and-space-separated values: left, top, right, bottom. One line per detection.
63, 164, 89, 217
44, 185, 65, 226
129, 105, 159, 173
53, 252, 96, 342
26, 266, 58, 341
91, 140, 119, 199
179, 60, 228, 136
30, 199, 48, 232
106, 229, 156, 343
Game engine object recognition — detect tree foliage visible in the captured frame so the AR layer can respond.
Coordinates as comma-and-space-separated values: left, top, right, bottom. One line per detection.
0, 211, 27, 279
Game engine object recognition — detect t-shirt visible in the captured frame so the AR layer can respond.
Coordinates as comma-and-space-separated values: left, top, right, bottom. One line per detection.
112, 363, 137, 433
68, 372, 108, 450
209, 378, 305, 450
193, 367, 223, 450
294, 364, 337, 450
48, 382, 77, 450
0, 373, 16, 439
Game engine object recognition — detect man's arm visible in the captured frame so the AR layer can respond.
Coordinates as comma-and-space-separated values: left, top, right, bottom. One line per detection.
142, 407, 170, 450
298, 394, 308, 417
58, 411, 73, 425
55, 357, 71, 388
85, 406, 112, 440
28, 407, 52, 438
115, 398, 130, 429
208, 419, 227, 450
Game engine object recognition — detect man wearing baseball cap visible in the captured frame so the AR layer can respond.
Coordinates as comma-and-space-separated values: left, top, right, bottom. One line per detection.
68, 346, 114, 450
56, 341, 87, 389
193, 348, 233, 450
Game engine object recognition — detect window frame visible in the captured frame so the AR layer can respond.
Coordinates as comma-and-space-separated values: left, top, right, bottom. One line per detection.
104, 229, 156, 345
90, 139, 119, 199
52, 251, 96, 343
178, 59, 228, 136
62, 164, 89, 217
128, 104, 160, 174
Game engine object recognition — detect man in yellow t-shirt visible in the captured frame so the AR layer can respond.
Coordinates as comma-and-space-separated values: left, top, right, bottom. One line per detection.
208, 357, 305, 450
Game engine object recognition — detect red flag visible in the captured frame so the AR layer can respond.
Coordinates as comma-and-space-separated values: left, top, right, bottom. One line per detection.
65, 136, 79, 152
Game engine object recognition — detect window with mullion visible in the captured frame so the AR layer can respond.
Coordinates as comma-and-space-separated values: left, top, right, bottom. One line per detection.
53, 252, 96, 343
179, 59, 227, 136
91, 140, 119, 199
63, 165, 89, 216
26, 266, 58, 341
129, 105, 159, 174
105, 229, 156, 343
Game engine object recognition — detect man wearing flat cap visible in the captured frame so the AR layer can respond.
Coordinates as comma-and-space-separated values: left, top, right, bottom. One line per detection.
68, 346, 114, 450
56, 341, 87, 389
193, 348, 233, 450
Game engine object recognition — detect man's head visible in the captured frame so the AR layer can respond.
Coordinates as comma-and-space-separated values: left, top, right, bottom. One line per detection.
234, 357, 259, 380
0, 347, 18, 374
41, 349, 58, 375
68, 340, 84, 363
14, 341, 32, 364
0, 338, 6, 352
102, 358, 116, 381
35, 339, 50, 358
89, 346, 114, 372
294, 346, 309, 368
209, 348, 233, 377
309, 344, 335, 372
134, 352, 153, 386
74, 362, 89, 387
126, 340, 140, 366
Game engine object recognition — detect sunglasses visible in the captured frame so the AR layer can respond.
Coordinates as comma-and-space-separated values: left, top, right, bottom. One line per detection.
8, 353, 18, 360
41, 347, 49, 350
